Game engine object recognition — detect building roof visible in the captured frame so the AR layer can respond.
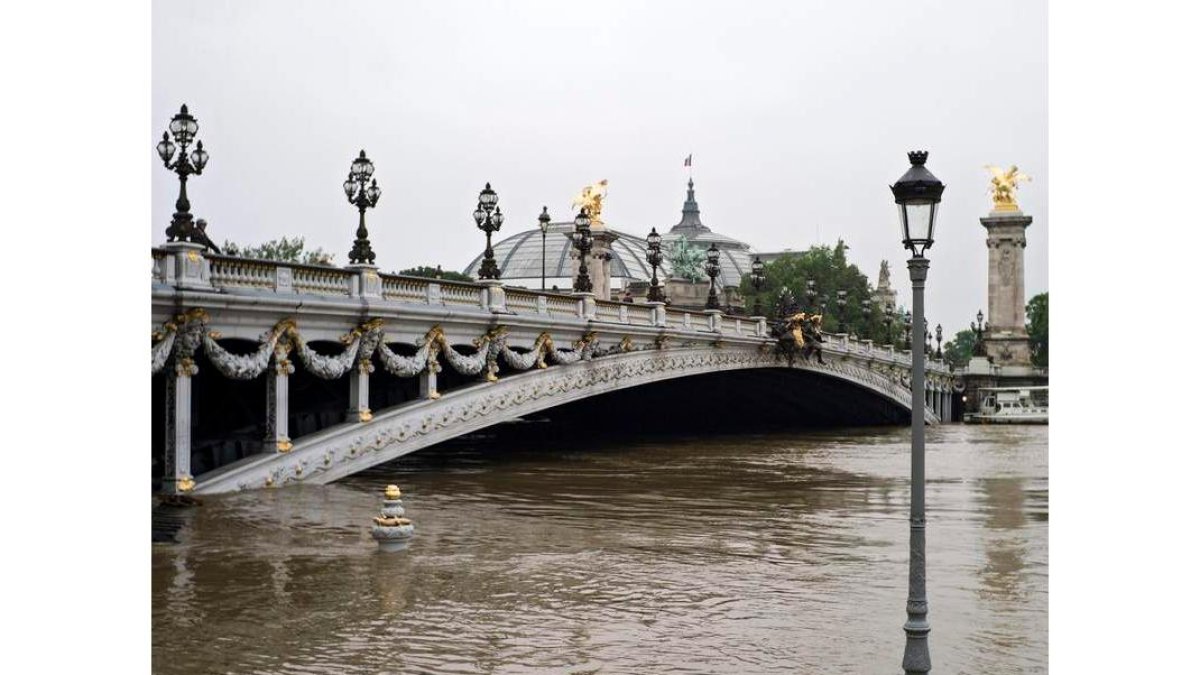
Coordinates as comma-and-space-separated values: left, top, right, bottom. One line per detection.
463, 178, 756, 289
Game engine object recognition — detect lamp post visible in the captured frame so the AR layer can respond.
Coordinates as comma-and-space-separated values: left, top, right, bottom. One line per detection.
538, 206, 551, 290
836, 290, 848, 332
936, 323, 943, 360
890, 149, 946, 675
903, 310, 913, 351
884, 303, 895, 345
924, 317, 932, 356
750, 256, 766, 316
646, 227, 665, 302
861, 299, 872, 339
343, 150, 382, 265
473, 183, 504, 280
806, 279, 817, 312
971, 309, 987, 357
571, 208, 593, 293
158, 104, 210, 243
704, 243, 722, 310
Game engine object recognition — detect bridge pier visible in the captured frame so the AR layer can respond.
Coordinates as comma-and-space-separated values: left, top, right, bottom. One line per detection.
163, 363, 196, 494
265, 353, 293, 452
347, 364, 372, 422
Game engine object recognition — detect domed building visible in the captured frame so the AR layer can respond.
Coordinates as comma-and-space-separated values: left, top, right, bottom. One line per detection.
464, 178, 757, 299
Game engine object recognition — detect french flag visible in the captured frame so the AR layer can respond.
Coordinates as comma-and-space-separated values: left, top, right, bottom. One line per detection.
684, 154, 692, 167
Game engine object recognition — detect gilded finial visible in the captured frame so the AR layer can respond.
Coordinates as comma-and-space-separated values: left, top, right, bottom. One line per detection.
385, 484, 402, 500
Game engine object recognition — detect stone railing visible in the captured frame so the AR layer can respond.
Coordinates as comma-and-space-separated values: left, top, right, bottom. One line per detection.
152, 248, 950, 376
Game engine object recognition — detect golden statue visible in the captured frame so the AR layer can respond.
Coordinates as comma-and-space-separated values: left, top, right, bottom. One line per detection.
571, 179, 609, 228
985, 165, 1032, 212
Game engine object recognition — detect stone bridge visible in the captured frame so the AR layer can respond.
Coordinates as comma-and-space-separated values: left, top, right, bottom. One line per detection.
152, 242, 955, 495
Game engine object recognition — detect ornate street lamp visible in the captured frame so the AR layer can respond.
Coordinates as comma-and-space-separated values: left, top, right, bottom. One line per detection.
343, 150, 382, 265
571, 208, 593, 293
750, 256, 766, 316
538, 206, 551, 290
861, 299, 872, 339
890, 149, 946, 675
703, 243, 721, 310
903, 310, 913, 351
884, 303, 895, 345
473, 183, 504, 280
158, 104, 211, 243
924, 317, 932, 356
646, 227, 666, 302
971, 309, 987, 357
806, 279, 817, 312
936, 323, 944, 359
836, 290, 848, 332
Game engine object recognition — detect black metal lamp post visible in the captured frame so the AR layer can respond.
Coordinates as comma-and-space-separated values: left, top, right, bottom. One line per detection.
890, 149, 946, 675
158, 104, 210, 243
343, 150, 381, 265
538, 206, 551, 290
806, 279, 817, 312
646, 227, 666, 302
935, 323, 943, 360
884, 303, 895, 345
750, 256, 766, 316
703, 243, 722, 310
571, 209, 593, 293
473, 183, 504, 280
836, 290, 848, 332
861, 299, 872, 339
971, 309, 987, 356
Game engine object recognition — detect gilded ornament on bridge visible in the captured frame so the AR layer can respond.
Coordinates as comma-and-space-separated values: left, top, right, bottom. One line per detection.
571, 179, 608, 227
985, 165, 1031, 212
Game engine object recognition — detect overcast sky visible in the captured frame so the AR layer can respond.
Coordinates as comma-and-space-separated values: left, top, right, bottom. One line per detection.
152, 0, 1046, 332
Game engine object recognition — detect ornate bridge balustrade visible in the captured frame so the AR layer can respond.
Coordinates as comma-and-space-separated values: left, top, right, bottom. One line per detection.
152, 244, 955, 495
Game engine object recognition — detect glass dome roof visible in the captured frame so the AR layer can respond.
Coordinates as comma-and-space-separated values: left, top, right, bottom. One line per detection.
463, 178, 754, 289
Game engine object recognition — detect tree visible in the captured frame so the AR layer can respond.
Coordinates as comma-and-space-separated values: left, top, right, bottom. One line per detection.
222, 236, 333, 266
1026, 292, 1048, 367
942, 329, 977, 369
739, 239, 895, 344
393, 265, 474, 283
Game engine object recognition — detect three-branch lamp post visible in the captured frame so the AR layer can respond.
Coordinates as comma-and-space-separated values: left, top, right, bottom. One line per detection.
646, 227, 665, 302
158, 104, 210, 243
703, 243, 722, 311
750, 256, 766, 317
971, 309, 987, 357
571, 209, 594, 293
473, 183, 504, 280
343, 150, 381, 265
936, 323, 944, 360
890, 149, 946, 675
538, 206, 551, 290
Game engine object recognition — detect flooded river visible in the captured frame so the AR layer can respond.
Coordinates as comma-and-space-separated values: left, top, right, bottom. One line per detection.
152, 424, 1047, 673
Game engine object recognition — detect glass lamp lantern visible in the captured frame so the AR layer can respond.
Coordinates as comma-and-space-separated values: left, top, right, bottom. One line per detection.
890, 151, 946, 257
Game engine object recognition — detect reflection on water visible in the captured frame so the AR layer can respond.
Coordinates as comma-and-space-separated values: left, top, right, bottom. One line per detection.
152, 425, 1047, 674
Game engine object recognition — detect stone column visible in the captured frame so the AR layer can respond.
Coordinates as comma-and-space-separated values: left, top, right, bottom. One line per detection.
265, 348, 294, 452
483, 279, 508, 313
163, 358, 197, 494
348, 263, 383, 300
347, 360, 372, 423
647, 301, 667, 327
704, 308, 723, 333
981, 210, 1034, 366
589, 230, 619, 301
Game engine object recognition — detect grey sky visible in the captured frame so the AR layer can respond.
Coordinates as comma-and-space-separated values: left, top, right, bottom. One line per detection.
153, 0, 1047, 333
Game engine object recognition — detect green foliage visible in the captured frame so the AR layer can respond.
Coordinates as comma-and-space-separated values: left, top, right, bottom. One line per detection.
942, 328, 977, 369
222, 236, 333, 266
739, 239, 896, 344
393, 265, 474, 283
1026, 292, 1048, 367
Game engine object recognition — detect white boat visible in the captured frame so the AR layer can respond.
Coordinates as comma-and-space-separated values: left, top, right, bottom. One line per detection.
964, 386, 1049, 424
